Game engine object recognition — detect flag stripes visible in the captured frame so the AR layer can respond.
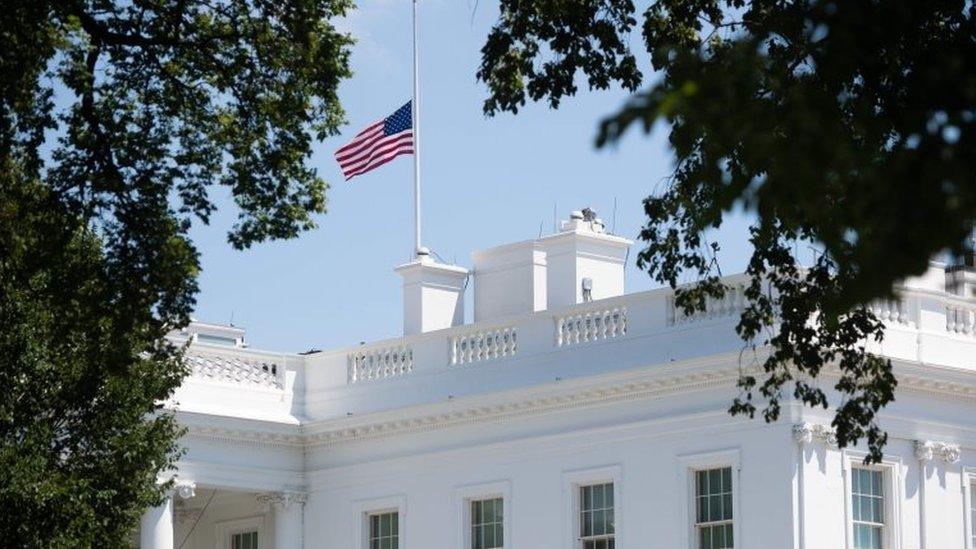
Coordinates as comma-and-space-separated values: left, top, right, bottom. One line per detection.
334, 102, 413, 180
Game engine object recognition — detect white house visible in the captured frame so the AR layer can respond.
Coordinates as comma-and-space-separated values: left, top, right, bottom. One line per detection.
143, 210, 976, 549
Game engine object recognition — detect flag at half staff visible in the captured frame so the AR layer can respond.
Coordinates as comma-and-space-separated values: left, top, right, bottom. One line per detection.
334, 101, 414, 180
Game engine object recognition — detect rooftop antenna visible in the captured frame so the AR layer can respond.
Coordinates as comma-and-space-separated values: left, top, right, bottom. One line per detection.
552, 202, 557, 233
611, 196, 618, 235
229, 310, 235, 327
538, 220, 544, 238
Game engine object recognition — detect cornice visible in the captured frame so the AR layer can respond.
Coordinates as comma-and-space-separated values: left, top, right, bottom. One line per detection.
177, 353, 976, 451
302, 361, 743, 448
184, 423, 305, 448
896, 371, 976, 402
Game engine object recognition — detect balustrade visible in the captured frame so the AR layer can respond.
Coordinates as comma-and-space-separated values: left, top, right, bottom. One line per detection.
670, 285, 747, 325
186, 351, 282, 388
348, 345, 414, 383
946, 303, 976, 336
556, 307, 628, 347
869, 299, 912, 326
451, 327, 518, 365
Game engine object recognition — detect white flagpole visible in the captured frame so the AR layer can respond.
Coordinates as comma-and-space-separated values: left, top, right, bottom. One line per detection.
412, 0, 423, 257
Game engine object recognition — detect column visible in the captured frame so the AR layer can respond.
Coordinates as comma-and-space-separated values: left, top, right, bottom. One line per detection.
140, 480, 195, 549
915, 440, 963, 549
140, 497, 173, 549
258, 491, 307, 548
792, 423, 842, 549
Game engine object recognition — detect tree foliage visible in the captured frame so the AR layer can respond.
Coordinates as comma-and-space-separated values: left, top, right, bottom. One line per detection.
479, 0, 976, 461
1, 0, 352, 544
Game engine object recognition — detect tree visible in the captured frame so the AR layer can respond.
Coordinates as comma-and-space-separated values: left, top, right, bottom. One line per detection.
478, 0, 976, 461
1, 0, 352, 544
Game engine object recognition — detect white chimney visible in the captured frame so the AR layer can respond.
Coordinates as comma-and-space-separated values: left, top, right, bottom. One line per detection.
471, 240, 547, 322
537, 209, 632, 310
470, 208, 633, 322
395, 253, 469, 335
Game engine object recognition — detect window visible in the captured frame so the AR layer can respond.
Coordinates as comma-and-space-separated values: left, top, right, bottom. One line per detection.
368, 512, 399, 549
579, 482, 615, 549
969, 483, 976, 548
455, 480, 510, 549
215, 516, 264, 549
231, 531, 258, 549
470, 497, 503, 549
851, 467, 885, 549
694, 467, 733, 549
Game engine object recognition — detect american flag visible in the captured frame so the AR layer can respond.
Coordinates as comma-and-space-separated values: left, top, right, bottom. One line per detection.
334, 101, 414, 180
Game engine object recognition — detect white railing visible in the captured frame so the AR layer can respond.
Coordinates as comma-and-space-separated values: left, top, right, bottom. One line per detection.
450, 326, 518, 365
304, 279, 976, 392
556, 306, 628, 347
186, 350, 283, 388
870, 299, 912, 326
946, 302, 976, 336
348, 345, 413, 383
669, 284, 747, 325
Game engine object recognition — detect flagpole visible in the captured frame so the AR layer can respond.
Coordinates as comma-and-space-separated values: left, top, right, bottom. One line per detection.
412, 0, 423, 257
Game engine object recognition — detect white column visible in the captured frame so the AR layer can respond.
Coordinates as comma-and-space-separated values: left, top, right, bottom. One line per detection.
140, 480, 196, 549
915, 440, 963, 549
259, 491, 307, 548
140, 496, 173, 549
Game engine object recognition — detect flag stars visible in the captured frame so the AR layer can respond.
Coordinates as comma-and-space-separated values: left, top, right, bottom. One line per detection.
384, 102, 413, 136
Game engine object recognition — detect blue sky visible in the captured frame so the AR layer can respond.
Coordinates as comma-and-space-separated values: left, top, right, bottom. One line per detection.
189, 0, 754, 352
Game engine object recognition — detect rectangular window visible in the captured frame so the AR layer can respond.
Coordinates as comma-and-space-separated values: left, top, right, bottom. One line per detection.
231, 531, 258, 549
695, 467, 734, 549
471, 497, 504, 549
368, 512, 399, 549
970, 483, 975, 549
579, 482, 615, 549
851, 467, 885, 549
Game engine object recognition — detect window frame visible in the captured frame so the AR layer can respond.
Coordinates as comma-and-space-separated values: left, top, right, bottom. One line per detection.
562, 465, 621, 549
213, 515, 266, 549
963, 467, 976, 549
842, 451, 903, 549
353, 495, 407, 549
678, 449, 740, 549
849, 466, 886, 548
230, 530, 259, 549
454, 480, 512, 549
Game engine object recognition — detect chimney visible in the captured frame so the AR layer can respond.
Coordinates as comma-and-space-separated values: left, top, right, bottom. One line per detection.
946, 251, 976, 298
395, 251, 469, 335
471, 240, 547, 322
536, 209, 632, 310
470, 208, 633, 322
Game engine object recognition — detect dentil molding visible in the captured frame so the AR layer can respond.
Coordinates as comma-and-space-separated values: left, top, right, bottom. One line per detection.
180, 360, 976, 451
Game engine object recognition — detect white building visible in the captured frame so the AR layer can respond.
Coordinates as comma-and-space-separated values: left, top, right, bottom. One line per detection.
143, 210, 976, 549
